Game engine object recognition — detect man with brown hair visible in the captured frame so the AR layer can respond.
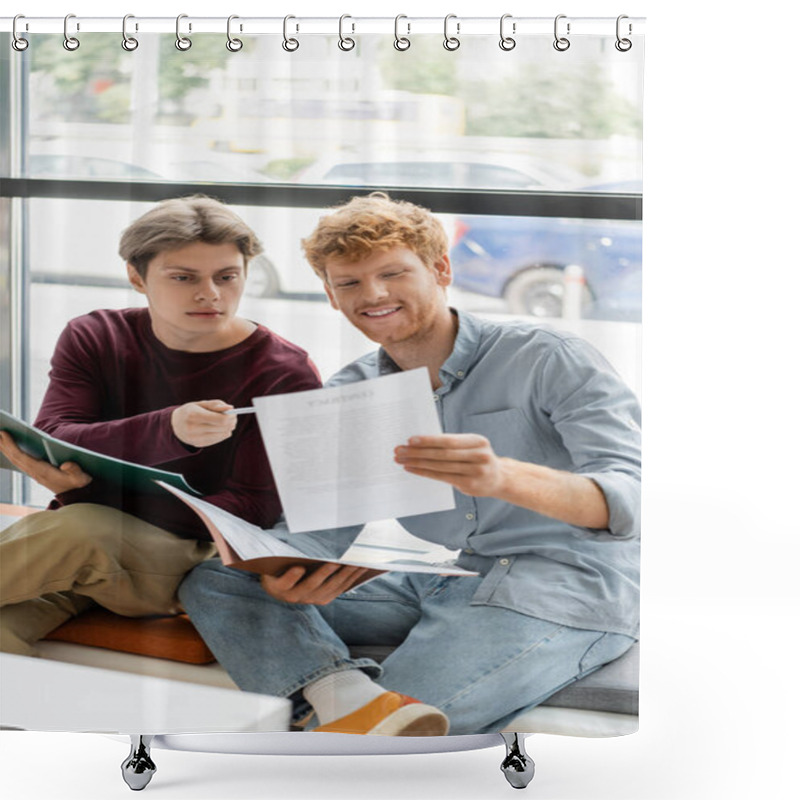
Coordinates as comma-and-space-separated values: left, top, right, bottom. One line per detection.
0, 195, 321, 656
179, 193, 641, 737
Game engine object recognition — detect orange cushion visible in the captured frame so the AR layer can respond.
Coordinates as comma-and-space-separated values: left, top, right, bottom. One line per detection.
45, 609, 216, 665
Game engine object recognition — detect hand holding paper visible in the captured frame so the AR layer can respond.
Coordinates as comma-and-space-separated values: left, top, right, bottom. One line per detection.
394, 432, 508, 498
253, 368, 455, 532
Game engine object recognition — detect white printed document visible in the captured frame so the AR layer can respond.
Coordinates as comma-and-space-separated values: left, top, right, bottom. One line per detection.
253, 368, 455, 533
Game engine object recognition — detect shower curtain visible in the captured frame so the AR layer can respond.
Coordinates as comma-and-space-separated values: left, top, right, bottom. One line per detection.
0, 13, 643, 744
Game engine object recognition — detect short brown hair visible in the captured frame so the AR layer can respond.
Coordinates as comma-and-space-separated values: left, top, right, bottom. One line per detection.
302, 192, 449, 280
119, 195, 263, 277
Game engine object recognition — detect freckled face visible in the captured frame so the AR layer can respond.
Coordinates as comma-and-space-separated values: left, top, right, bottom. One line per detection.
128, 241, 249, 351
323, 247, 452, 348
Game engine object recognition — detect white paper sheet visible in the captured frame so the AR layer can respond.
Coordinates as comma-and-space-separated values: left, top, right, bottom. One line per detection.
253, 368, 455, 532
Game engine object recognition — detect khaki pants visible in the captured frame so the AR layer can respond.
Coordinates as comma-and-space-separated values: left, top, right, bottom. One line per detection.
0, 503, 216, 656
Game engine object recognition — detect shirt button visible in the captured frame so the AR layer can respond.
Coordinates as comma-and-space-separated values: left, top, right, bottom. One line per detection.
464, 548, 474, 555
433, 394, 440, 402
498, 558, 510, 566
457, 370, 464, 377
465, 513, 475, 521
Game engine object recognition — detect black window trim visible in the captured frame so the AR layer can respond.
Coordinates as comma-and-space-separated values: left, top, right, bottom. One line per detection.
0, 178, 642, 222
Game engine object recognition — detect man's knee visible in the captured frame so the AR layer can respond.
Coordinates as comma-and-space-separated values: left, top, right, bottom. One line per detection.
179, 559, 258, 611
179, 559, 225, 604
1, 504, 125, 562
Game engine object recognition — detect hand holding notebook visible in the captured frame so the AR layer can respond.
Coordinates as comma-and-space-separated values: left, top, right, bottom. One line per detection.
0, 410, 200, 495
0, 428, 91, 494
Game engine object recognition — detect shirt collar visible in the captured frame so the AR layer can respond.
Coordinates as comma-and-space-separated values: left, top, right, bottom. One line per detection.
377, 348, 401, 375
375, 308, 483, 384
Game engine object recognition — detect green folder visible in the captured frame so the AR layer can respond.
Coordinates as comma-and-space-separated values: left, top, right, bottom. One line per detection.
0, 410, 200, 495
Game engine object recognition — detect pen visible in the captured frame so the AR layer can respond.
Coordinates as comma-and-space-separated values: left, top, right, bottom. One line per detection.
224, 407, 256, 416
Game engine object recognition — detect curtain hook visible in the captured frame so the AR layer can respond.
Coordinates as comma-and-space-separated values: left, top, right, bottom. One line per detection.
499, 14, 516, 51
282, 15, 299, 51
122, 14, 139, 51
63, 13, 80, 51
553, 14, 570, 52
175, 14, 192, 51
394, 14, 411, 51
226, 15, 243, 51
12, 15, 29, 51
615, 15, 633, 52
338, 14, 356, 51
443, 14, 460, 51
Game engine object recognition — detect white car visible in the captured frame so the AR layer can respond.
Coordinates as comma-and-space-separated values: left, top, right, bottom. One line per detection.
296, 154, 585, 191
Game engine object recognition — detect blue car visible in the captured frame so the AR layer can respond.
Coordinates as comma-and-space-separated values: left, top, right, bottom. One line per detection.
449, 186, 642, 323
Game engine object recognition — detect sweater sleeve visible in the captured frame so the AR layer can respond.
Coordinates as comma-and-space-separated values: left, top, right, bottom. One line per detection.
34, 319, 192, 466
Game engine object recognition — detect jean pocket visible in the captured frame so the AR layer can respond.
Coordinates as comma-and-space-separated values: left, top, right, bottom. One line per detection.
578, 632, 635, 675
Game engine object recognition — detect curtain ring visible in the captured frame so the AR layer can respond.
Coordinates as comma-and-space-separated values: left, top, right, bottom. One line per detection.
12, 15, 29, 51
122, 14, 139, 51
338, 14, 355, 51
553, 14, 570, 52
394, 15, 411, 51
443, 14, 460, 51
226, 15, 243, 51
499, 14, 516, 51
615, 15, 633, 52
175, 14, 192, 51
63, 14, 80, 51
282, 15, 299, 52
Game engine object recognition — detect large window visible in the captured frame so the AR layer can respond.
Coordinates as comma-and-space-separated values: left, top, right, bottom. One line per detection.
1, 31, 642, 505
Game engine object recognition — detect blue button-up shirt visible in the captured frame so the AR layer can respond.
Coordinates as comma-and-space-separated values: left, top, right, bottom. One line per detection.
280, 310, 640, 638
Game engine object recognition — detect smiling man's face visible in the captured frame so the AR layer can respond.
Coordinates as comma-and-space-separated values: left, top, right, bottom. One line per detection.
322, 246, 453, 350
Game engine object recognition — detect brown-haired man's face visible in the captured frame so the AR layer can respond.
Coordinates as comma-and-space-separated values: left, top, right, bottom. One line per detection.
127, 241, 248, 352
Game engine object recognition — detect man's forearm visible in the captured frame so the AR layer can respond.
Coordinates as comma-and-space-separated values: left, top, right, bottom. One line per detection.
495, 457, 610, 530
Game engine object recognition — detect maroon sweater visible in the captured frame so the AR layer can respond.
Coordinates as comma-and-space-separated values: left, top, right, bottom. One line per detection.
35, 308, 321, 540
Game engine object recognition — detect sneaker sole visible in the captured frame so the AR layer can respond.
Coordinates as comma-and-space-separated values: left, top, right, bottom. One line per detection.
368, 704, 450, 736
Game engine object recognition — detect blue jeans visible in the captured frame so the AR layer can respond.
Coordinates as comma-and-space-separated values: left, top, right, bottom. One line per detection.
179, 560, 635, 735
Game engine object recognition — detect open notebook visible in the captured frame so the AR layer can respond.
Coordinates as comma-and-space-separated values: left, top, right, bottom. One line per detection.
160, 482, 477, 584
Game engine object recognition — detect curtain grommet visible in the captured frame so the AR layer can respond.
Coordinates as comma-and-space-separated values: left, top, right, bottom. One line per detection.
338, 15, 356, 51
282, 15, 300, 52
122, 14, 139, 52
553, 14, 570, 52
226, 15, 243, 52
443, 14, 460, 51
394, 15, 411, 51
12, 15, 29, 51
615, 15, 633, 51
63, 14, 80, 51
499, 14, 516, 51
175, 14, 192, 51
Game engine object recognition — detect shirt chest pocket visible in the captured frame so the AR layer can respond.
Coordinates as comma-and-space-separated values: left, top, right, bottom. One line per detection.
463, 407, 552, 462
